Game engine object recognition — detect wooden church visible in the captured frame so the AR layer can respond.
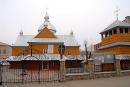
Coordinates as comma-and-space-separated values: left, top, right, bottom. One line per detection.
7, 12, 82, 70
94, 16, 130, 71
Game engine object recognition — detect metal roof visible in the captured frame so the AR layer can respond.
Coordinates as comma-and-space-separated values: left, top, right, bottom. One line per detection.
12, 35, 80, 47
38, 12, 56, 33
38, 21, 56, 33
12, 35, 34, 47
100, 20, 130, 34
0, 42, 9, 46
7, 54, 83, 61
98, 42, 130, 49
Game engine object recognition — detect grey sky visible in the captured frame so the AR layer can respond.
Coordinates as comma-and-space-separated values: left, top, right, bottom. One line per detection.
0, 0, 130, 49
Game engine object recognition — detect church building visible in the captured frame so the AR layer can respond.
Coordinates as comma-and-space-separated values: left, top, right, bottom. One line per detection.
94, 16, 130, 71
7, 12, 82, 70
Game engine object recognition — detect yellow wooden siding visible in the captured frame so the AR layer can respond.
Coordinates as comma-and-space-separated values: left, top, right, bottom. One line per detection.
101, 33, 130, 46
12, 44, 80, 56
96, 46, 130, 55
35, 27, 56, 38
31, 44, 48, 53
12, 47, 28, 56
64, 47, 80, 56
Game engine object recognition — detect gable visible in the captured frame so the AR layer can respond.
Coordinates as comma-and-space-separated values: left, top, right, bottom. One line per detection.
35, 27, 56, 38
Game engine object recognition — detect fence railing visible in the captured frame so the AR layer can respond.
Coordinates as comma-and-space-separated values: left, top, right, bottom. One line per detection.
66, 68, 85, 73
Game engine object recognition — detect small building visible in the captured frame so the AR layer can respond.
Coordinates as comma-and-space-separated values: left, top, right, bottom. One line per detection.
0, 42, 11, 62
94, 16, 130, 70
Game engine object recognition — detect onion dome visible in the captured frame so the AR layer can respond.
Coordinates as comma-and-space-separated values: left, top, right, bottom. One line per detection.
38, 11, 56, 33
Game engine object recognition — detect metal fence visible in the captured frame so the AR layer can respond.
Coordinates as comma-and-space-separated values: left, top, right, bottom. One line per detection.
0, 61, 60, 85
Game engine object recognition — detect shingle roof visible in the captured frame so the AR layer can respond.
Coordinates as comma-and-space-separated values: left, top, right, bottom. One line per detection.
100, 20, 130, 34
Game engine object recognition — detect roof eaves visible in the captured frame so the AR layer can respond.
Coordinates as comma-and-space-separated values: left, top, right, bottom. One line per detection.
98, 42, 130, 49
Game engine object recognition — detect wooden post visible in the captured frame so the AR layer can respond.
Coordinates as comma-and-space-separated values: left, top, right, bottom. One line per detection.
83, 62, 87, 72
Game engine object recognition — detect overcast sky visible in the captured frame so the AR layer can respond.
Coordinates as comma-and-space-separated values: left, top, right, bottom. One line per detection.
0, 0, 130, 49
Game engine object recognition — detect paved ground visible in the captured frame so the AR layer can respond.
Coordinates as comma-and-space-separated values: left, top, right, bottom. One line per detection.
2, 76, 130, 87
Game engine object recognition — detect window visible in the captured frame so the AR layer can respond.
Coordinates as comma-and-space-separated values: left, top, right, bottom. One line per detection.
67, 51, 71, 55
105, 32, 108, 37
102, 34, 105, 38
125, 28, 128, 33
48, 45, 53, 53
120, 28, 123, 33
43, 49, 48, 54
3, 49, 6, 54
113, 29, 117, 34
109, 31, 112, 35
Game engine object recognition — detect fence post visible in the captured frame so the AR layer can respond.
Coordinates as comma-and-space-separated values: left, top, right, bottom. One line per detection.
0, 62, 2, 85
60, 59, 66, 82
38, 61, 41, 83
88, 58, 94, 79
83, 62, 87, 72
115, 58, 121, 76
21, 61, 25, 84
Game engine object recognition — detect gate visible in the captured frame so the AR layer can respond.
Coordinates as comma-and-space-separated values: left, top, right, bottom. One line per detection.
0, 60, 60, 85
0, 48, 62, 85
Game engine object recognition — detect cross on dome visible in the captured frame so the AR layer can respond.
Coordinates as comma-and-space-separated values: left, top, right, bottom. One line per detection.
38, 9, 56, 33
115, 7, 120, 20
44, 8, 49, 22
19, 29, 23, 36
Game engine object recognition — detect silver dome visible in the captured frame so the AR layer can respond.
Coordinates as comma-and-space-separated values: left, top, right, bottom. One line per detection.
38, 12, 56, 33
